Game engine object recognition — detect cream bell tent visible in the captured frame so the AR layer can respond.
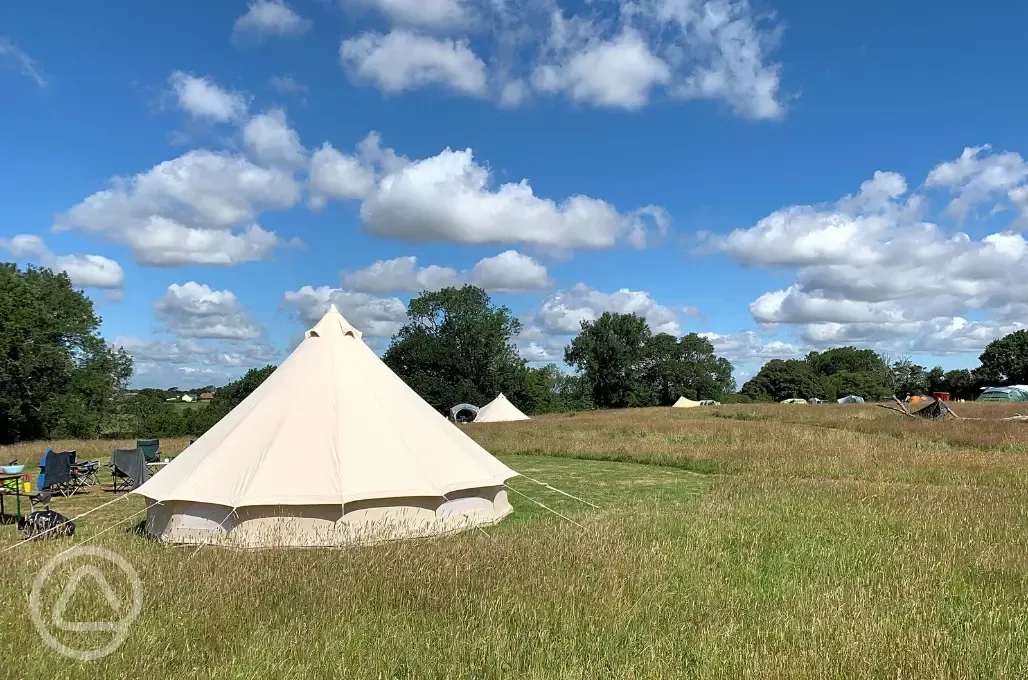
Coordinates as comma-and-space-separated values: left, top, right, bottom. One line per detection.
132, 305, 517, 548
474, 393, 530, 423
672, 396, 701, 409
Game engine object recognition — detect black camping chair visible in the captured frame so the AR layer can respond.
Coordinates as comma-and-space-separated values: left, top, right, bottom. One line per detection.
110, 448, 148, 492
32, 450, 74, 506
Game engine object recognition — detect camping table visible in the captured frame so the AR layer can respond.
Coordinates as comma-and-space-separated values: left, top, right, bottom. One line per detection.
0, 473, 25, 522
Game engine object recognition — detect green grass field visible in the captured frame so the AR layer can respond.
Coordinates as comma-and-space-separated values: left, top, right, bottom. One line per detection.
171, 400, 208, 411
1, 403, 1028, 678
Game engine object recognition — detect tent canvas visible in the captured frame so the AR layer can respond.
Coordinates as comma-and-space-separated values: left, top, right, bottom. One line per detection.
979, 385, 1028, 402
672, 397, 701, 409
133, 305, 517, 548
474, 394, 530, 423
781, 398, 807, 404
837, 395, 865, 404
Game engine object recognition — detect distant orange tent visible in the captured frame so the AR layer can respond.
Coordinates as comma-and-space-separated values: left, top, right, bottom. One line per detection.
909, 395, 927, 404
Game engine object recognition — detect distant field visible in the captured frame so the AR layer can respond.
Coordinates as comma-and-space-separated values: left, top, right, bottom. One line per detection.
2, 403, 1028, 678
171, 400, 207, 411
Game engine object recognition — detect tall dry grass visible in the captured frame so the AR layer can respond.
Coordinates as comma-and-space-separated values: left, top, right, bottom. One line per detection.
1, 405, 1027, 678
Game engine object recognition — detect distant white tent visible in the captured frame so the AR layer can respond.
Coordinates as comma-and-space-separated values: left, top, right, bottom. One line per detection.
133, 304, 517, 548
672, 397, 701, 409
474, 393, 530, 423
837, 395, 865, 404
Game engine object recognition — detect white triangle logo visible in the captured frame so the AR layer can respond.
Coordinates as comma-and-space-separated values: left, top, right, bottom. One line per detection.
51, 565, 125, 632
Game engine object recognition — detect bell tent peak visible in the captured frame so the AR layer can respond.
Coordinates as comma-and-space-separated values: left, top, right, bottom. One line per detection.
307, 303, 362, 340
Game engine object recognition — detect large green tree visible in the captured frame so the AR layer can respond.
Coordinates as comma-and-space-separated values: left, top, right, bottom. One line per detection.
564, 312, 652, 408
804, 347, 893, 400
643, 333, 735, 405
0, 263, 132, 443
891, 359, 929, 397
741, 359, 830, 402
976, 330, 1028, 386
384, 286, 527, 413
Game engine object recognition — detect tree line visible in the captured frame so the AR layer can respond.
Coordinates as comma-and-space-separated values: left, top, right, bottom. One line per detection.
5, 262, 1028, 444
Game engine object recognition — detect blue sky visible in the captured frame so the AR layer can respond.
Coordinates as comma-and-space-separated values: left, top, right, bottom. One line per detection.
3, 0, 1028, 388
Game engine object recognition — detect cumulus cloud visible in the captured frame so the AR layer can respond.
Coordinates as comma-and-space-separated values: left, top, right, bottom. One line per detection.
925, 145, 1028, 218
0, 234, 124, 289
114, 332, 281, 388
233, 0, 312, 44
342, 250, 550, 294
340, 30, 487, 96
168, 71, 249, 122
698, 330, 803, 363
53, 149, 301, 266
713, 144, 1028, 356
243, 108, 307, 168
154, 282, 263, 340
356, 141, 667, 248
282, 285, 408, 338
348, 0, 471, 29
307, 142, 379, 209
338, 0, 785, 118
532, 283, 680, 335
532, 29, 671, 111
342, 257, 461, 294
469, 250, 551, 292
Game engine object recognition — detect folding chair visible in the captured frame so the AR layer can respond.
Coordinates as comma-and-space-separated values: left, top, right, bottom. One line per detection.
136, 439, 160, 463
36, 450, 75, 499
111, 448, 149, 492
69, 451, 101, 487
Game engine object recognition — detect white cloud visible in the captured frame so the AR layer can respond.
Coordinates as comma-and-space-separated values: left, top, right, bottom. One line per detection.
54, 149, 301, 266
334, 0, 785, 117
243, 109, 307, 168
714, 145, 1028, 356
469, 250, 551, 292
532, 30, 671, 111
114, 336, 207, 365
358, 143, 667, 248
0, 234, 124, 289
698, 330, 802, 363
342, 256, 461, 294
341, 250, 550, 294
925, 145, 1028, 218
282, 285, 408, 338
303, 132, 665, 250
168, 71, 249, 122
268, 75, 308, 95
154, 282, 263, 340
519, 340, 565, 363
340, 30, 487, 96
120, 334, 279, 389
533, 283, 680, 335
662, 0, 785, 119
307, 142, 378, 208
233, 0, 312, 44
0, 37, 46, 87
349, 0, 471, 29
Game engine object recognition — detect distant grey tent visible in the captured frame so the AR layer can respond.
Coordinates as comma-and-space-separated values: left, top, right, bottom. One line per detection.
979, 386, 1028, 402
837, 395, 865, 404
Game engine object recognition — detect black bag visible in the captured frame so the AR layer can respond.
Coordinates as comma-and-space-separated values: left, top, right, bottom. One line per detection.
18, 510, 76, 540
